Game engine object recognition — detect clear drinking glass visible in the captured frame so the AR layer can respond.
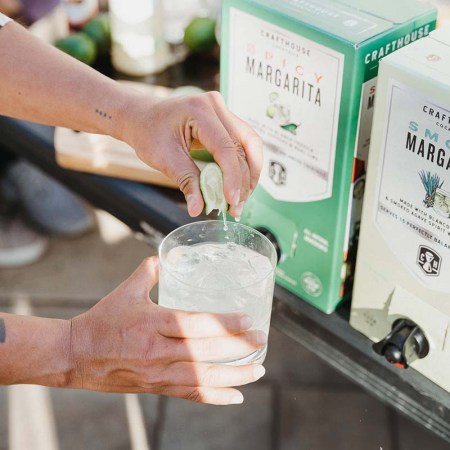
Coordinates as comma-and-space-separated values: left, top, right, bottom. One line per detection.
158, 220, 277, 365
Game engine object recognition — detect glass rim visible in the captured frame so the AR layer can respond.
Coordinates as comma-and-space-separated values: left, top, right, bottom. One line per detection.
159, 220, 277, 293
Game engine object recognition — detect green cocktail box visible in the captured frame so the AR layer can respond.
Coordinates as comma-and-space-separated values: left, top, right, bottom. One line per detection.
220, 0, 437, 313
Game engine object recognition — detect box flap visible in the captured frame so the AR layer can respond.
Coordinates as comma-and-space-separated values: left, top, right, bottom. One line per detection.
430, 23, 450, 46
336, 0, 436, 24
384, 29, 450, 85
247, 0, 436, 44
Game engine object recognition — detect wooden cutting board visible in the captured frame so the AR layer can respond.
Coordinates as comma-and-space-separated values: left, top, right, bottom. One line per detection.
55, 126, 179, 187
55, 82, 203, 188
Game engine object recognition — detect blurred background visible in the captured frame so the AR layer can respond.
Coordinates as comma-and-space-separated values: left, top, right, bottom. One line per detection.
0, 0, 450, 449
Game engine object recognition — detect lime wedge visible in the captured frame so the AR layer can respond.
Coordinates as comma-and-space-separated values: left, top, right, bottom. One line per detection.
200, 163, 228, 215
190, 149, 215, 162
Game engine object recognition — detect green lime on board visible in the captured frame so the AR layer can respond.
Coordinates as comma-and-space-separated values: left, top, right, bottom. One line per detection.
200, 162, 228, 215
83, 13, 111, 55
184, 17, 217, 53
55, 33, 97, 65
190, 149, 215, 162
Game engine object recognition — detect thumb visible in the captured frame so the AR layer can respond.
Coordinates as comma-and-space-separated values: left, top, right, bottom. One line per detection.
125, 257, 160, 301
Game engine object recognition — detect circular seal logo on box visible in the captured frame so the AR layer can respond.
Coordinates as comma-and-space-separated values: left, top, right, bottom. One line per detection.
300, 272, 323, 297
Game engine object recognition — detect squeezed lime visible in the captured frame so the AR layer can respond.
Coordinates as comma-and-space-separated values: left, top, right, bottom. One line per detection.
199, 162, 228, 228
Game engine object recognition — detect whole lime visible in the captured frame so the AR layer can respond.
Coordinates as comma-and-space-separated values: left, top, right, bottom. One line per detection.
83, 13, 111, 55
184, 17, 217, 53
55, 33, 97, 65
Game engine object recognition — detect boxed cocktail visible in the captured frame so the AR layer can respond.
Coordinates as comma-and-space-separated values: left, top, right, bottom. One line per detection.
220, 0, 437, 313
350, 26, 450, 393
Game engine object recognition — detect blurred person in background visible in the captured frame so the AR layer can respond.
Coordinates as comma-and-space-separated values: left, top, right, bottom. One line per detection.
0, 0, 95, 269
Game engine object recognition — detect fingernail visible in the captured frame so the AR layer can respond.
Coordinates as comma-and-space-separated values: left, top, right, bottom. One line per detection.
232, 189, 241, 206
234, 201, 245, 218
231, 394, 244, 405
240, 314, 253, 330
255, 330, 268, 346
186, 195, 200, 216
253, 365, 266, 380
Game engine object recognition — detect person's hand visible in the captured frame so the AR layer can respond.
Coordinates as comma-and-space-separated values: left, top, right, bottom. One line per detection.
69, 257, 267, 405
120, 91, 263, 218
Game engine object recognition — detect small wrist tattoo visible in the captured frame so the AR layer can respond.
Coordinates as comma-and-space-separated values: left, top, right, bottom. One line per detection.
0, 319, 5, 343
95, 108, 112, 120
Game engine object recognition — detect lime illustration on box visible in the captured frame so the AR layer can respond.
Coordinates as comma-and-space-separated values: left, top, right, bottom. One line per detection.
434, 188, 450, 217
266, 92, 301, 135
220, 0, 437, 313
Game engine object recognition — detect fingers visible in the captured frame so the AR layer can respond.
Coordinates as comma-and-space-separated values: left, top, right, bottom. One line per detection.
157, 361, 266, 404
187, 92, 263, 217
188, 101, 243, 210
165, 362, 265, 388
207, 91, 264, 196
160, 146, 204, 217
159, 386, 245, 405
168, 330, 267, 363
156, 307, 253, 338
159, 363, 265, 404
178, 166, 204, 217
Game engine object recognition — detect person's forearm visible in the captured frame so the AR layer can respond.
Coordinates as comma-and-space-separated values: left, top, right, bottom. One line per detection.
0, 313, 72, 387
0, 21, 141, 140
0, 19, 263, 219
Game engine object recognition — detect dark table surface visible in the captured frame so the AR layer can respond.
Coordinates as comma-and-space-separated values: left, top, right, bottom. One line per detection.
1, 55, 449, 443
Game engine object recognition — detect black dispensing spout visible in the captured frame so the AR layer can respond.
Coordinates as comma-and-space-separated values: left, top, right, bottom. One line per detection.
372, 319, 429, 369
256, 228, 281, 263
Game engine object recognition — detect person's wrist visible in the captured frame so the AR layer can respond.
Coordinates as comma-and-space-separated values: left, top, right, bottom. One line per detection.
60, 318, 74, 388
114, 87, 159, 154
44, 318, 75, 389
108, 87, 131, 142
67, 314, 90, 390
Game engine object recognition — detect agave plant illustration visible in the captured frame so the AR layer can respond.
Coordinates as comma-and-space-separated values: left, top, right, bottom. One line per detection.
418, 170, 444, 207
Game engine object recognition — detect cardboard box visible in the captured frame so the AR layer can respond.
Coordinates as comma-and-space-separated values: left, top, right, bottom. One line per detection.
221, 0, 437, 313
350, 26, 450, 392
